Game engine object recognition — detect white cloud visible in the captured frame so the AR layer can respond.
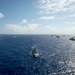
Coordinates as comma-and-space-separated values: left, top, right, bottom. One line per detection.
64, 22, 75, 25
39, 16, 55, 20
71, 14, 75, 17
70, 13, 75, 17
4, 24, 40, 34
26, 24, 39, 30
64, 22, 71, 24
4, 24, 58, 34
21, 19, 27, 24
3, 23, 75, 34
37, 0, 75, 14
64, 27, 75, 30
0, 12, 4, 19
5, 24, 23, 31
67, 13, 75, 17
5, 24, 39, 31
63, 27, 75, 34
44, 25, 56, 29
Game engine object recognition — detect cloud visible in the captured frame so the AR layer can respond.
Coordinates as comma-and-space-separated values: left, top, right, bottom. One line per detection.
37, 0, 75, 14
3, 23, 75, 34
64, 27, 75, 30
0, 12, 4, 19
4, 23, 58, 34
20, 19, 27, 24
26, 24, 39, 30
4, 24, 40, 34
5, 24, 23, 31
63, 27, 75, 34
69, 13, 75, 17
71, 14, 75, 17
39, 16, 55, 20
44, 25, 56, 29
64, 22, 75, 25
5, 24, 39, 31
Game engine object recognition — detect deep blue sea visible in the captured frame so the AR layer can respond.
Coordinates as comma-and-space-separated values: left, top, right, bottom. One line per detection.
0, 35, 75, 75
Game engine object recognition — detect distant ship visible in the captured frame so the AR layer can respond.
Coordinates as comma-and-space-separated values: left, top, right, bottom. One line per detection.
69, 37, 75, 41
32, 48, 39, 58
56, 35, 60, 38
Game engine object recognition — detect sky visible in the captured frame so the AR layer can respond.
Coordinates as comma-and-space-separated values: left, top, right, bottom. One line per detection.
0, 0, 75, 34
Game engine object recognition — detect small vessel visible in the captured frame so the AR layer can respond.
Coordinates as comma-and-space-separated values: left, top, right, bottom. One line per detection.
32, 48, 39, 58
63, 35, 65, 37
56, 35, 60, 38
69, 37, 75, 41
51, 35, 53, 37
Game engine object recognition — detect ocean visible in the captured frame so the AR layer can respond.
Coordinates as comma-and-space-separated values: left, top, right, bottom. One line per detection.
0, 35, 75, 75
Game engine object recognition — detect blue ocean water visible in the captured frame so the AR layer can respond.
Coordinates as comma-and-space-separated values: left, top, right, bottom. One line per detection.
0, 35, 75, 75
